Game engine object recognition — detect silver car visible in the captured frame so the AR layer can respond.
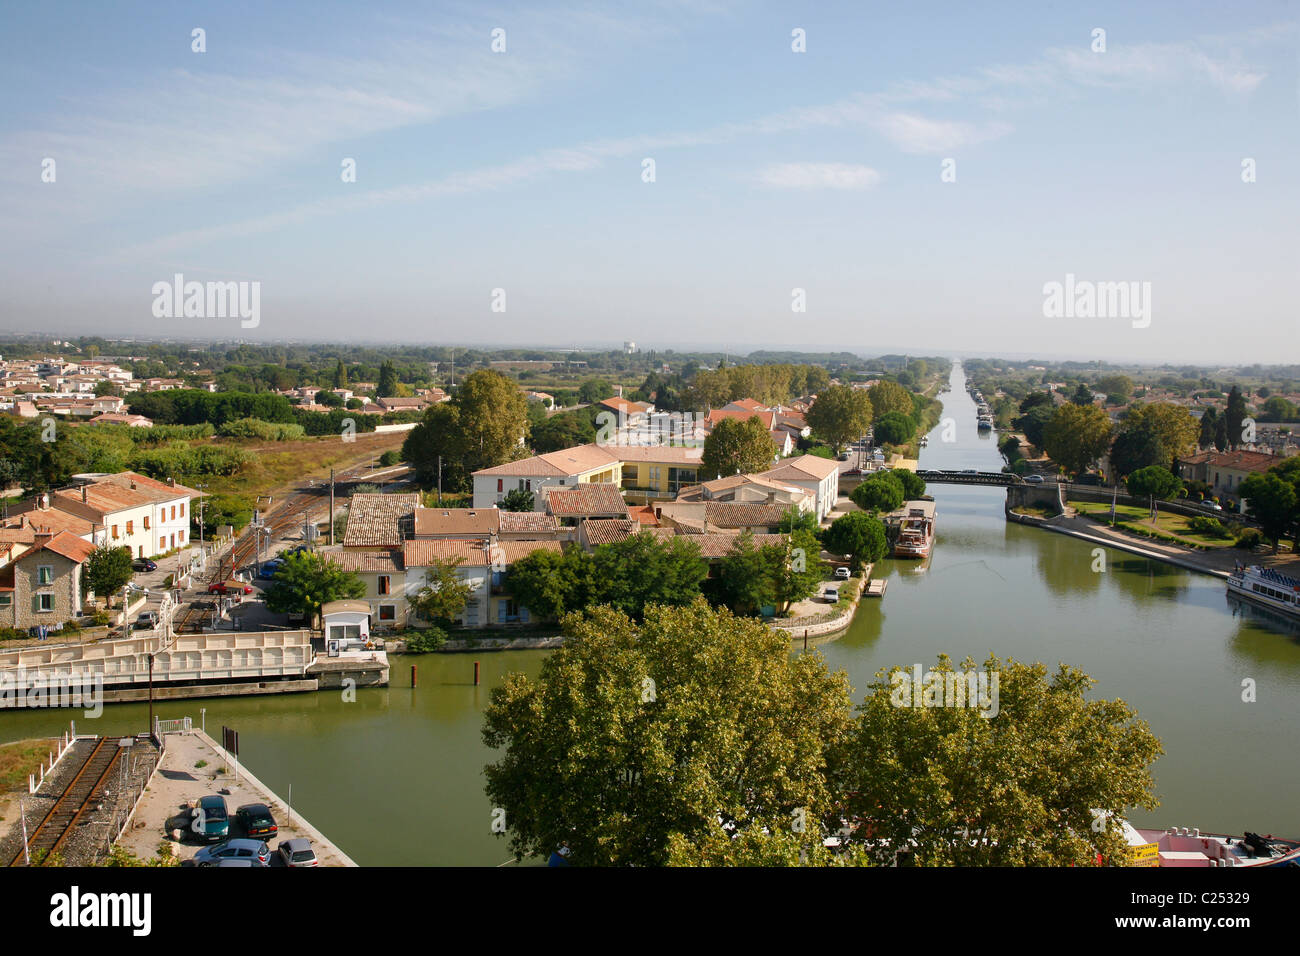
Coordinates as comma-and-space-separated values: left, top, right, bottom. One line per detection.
278, 838, 319, 867
194, 839, 270, 866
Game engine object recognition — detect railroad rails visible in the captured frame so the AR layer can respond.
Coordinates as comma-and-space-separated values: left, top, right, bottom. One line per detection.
11, 737, 122, 866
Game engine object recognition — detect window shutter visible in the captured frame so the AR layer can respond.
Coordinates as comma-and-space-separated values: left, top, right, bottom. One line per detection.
32, 595, 40, 614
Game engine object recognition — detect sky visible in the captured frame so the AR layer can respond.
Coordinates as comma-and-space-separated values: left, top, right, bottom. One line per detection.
1, 1, 1297, 363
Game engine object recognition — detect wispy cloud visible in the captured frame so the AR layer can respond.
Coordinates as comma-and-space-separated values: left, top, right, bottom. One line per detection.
753, 162, 881, 190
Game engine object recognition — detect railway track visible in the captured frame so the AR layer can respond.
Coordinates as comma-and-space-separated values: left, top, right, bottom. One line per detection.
208, 458, 394, 584
11, 737, 123, 866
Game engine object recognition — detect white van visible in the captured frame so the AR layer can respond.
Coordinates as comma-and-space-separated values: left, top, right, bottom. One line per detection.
824, 587, 840, 603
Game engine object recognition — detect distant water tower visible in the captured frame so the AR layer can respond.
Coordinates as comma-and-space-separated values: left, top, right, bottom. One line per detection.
624, 341, 637, 355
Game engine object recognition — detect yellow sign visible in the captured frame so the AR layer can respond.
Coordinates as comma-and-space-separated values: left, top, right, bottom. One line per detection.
1129, 843, 1160, 867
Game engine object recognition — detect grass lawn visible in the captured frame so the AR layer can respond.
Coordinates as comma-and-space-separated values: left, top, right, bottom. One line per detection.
1071, 500, 1237, 549
0, 739, 56, 793
200, 430, 407, 499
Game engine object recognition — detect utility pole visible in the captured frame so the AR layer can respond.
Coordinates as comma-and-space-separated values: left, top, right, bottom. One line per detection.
329, 468, 335, 545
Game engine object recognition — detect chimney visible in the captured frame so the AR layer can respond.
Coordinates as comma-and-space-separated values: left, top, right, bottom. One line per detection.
168, 477, 175, 487
39, 493, 49, 511
81, 485, 88, 503
130, 480, 136, 490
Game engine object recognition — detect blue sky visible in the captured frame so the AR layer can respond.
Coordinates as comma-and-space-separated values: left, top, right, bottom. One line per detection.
1, 1, 1296, 362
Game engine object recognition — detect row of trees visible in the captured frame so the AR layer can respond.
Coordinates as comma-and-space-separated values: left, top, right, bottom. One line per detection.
482, 599, 1163, 866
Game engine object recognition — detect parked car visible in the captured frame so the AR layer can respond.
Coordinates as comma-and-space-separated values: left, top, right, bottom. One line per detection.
235, 803, 278, 839
216, 858, 266, 867
836, 452, 851, 461
193, 838, 270, 866
257, 560, 284, 580
133, 611, 159, 630
824, 587, 840, 602
195, 795, 229, 843
833, 566, 851, 580
132, 558, 158, 572
1024, 475, 1044, 484
277, 838, 319, 867
844, 468, 863, 476
208, 580, 255, 596
1074, 473, 1105, 486
1201, 500, 1223, 511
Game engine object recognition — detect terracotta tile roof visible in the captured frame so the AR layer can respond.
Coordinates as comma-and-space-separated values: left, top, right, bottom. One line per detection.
498, 511, 560, 534
759, 454, 840, 482
29, 530, 97, 564
499, 540, 564, 563
580, 519, 641, 547
1, 509, 94, 538
686, 532, 787, 559
52, 482, 152, 516
612, 445, 703, 464
320, 548, 404, 572
599, 396, 653, 414
413, 507, 500, 537
402, 538, 492, 568
1178, 450, 1281, 473
474, 444, 620, 478
545, 483, 629, 517
704, 502, 787, 528
627, 505, 659, 526
725, 398, 768, 412
705, 408, 776, 429
343, 493, 420, 548
97, 471, 202, 501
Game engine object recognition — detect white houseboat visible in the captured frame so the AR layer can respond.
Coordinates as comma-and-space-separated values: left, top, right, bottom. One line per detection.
1226, 565, 1300, 620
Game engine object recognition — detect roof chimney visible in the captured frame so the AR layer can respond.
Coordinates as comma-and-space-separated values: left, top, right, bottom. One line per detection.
81, 485, 88, 503
39, 493, 49, 511
168, 477, 175, 487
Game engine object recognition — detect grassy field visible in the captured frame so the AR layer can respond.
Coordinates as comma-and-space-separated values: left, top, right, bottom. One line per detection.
0, 738, 56, 793
1071, 500, 1238, 549
202, 430, 407, 499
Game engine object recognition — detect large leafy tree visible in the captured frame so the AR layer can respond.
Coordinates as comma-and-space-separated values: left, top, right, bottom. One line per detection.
266, 551, 365, 621
499, 487, 535, 512
590, 532, 708, 618
850, 472, 904, 513
482, 600, 854, 866
1042, 403, 1112, 476
822, 511, 888, 572
1114, 403, 1199, 472
84, 545, 134, 601
867, 380, 913, 421
1237, 473, 1298, 552
408, 557, 476, 625
530, 409, 596, 454
402, 369, 528, 489
806, 385, 873, 452
834, 655, 1162, 866
1125, 465, 1183, 519
717, 531, 775, 615
505, 548, 593, 623
872, 411, 912, 446
769, 527, 825, 612
701, 416, 776, 479
1012, 402, 1056, 451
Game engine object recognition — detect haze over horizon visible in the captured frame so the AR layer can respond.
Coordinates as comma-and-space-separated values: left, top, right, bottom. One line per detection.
2, 1, 1297, 364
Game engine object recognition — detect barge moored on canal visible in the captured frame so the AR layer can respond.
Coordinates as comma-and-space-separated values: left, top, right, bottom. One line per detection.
1226, 565, 1300, 620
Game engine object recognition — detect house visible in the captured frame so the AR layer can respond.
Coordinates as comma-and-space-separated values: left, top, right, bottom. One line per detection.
89, 413, 153, 428
1175, 450, 1284, 500
498, 511, 561, 540
653, 501, 789, 534
544, 483, 630, 525
615, 446, 702, 504
471, 445, 622, 509
342, 493, 421, 549
412, 507, 500, 539
0, 531, 97, 631
676, 473, 815, 513
375, 396, 429, 414
755, 455, 841, 520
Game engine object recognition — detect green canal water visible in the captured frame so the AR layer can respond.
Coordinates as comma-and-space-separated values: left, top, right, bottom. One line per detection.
3, 363, 1298, 865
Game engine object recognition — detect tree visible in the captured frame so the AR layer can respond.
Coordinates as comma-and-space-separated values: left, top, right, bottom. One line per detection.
769, 527, 824, 613
1115, 403, 1199, 471
505, 548, 593, 623
1071, 383, 1095, 406
84, 545, 133, 601
717, 531, 775, 615
93, 380, 123, 398
316, 390, 343, 407
482, 599, 853, 866
850, 472, 904, 513
332, 359, 346, 390
1125, 465, 1183, 520
834, 655, 1162, 866
1213, 415, 1229, 451
530, 409, 596, 454
777, 506, 818, 534
402, 370, 528, 489
1042, 403, 1112, 476
1095, 375, 1133, 403
408, 558, 476, 625
1260, 396, 1298, 423
577, 379, 614, 405
872, 411, 912, 446
701, 417, 777, 478
265, 551, 365, 622
1225, 385, 1248, 449
590, 532, 708, 618
500, 487, 536, 512
1109, 421, 1164, 479
192, 493, 254, 537
1018, 392, 1053, 413
1237, 473, 1298, 552
806, 385, 873, 452
822, 511, 888, 572
1198, 407, 1218, 449
377, 360, 399, 398
667, 825, 872, 867
867, 381, 913, 421
1013, 403, 1056, 451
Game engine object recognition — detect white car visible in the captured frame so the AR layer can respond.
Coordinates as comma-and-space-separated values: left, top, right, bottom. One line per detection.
824, 587, 840, 602
1201, 501, 1223, 511
833, 567, 851, 580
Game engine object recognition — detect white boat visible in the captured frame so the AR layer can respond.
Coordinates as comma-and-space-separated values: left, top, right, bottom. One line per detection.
1226, 565, 1300, 620
891, 500, 936, 558
1121, 820, 1300, 867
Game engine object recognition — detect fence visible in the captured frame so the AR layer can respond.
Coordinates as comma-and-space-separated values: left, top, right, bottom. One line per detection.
154, 716, 192, 736
28, 725, 78, 794
98, 744, 161, 865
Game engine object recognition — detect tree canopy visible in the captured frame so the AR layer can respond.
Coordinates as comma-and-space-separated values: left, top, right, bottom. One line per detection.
264, 551, 365, 621
806, 385, 873, 452
822, 511, 888, 571
850, 472, 905, 513
1043, 403, 1112, 476
701, 416, 777, 479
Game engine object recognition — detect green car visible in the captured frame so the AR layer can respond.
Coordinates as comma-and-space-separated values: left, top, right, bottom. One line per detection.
194, 795, 229, 843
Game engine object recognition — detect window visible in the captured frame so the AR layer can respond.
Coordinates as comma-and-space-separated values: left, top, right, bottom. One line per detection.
0, 594, 11, 607
497, 479, 503, 493
378, 605, 396, 621
180, 502, 185, 517
126, 520, 133, 535
178, 530, 185, 543
170, 506, 176, 520
37, 593, 55, 612
37, 565, 55, 585
378, 575, 391, 596
328, 624, 361, 642
144, 516, 150, 530
111, 525, 119, 539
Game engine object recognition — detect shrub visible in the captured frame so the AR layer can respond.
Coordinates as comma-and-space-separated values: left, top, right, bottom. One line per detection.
379, 450, 401, 467
404, 626, 448, 652
1187, 516, 1229, 538
1235, 528, 1265, 550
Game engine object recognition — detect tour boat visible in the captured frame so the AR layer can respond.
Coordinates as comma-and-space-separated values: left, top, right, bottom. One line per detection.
977, 416, 993, 431
1226, 565, 1300, 621
892, 501, 936, 558
1121, 821, 1300, 867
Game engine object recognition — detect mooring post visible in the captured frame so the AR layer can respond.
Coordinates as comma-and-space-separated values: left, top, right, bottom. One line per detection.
474, 660, 480, 686
410, 665, 417, 688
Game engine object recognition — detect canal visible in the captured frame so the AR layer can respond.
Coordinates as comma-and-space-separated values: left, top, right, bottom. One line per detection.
2, 361, 1298, 864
